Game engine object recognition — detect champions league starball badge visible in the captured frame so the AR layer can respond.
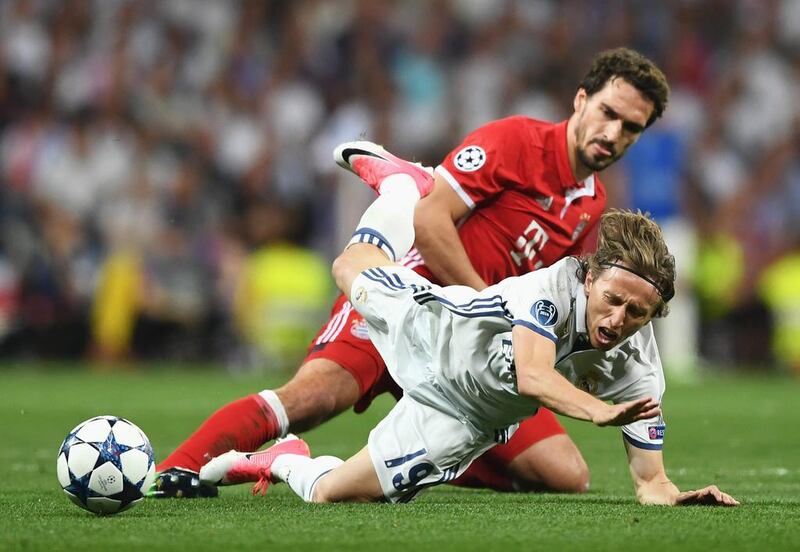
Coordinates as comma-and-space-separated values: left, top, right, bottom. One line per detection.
454, 145, 486, 172
531, 299, 558, 327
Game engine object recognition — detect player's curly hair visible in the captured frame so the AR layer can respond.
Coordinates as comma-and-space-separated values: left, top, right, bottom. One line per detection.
579, 209, 675, 318
579, 48, 669, 128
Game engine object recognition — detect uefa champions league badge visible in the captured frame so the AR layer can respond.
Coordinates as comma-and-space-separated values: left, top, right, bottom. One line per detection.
453, 145, 486, 172
530, 299, 558, 327
354, 286, 368, 304
647, 425, 666, 440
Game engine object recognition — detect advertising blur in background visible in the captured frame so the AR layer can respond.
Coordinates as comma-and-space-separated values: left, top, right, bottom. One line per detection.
1, 0, 798, 375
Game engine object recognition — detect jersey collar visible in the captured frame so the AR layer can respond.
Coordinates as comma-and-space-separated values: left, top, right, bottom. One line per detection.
575, 283, 588, 336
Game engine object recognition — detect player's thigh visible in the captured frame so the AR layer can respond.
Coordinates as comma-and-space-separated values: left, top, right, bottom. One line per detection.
311, 446, 384, 503
368, 396, 492, 503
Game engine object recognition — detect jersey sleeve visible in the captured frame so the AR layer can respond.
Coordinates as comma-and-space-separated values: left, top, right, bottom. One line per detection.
435, 117, 526, 210
614, 327, 667, 450
500, 262, 572, 343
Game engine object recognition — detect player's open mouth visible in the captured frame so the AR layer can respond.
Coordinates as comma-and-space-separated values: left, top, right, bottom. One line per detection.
597, 327, 617, 345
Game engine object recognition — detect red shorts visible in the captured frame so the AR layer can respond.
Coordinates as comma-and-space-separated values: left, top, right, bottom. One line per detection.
305, 293, 566, 468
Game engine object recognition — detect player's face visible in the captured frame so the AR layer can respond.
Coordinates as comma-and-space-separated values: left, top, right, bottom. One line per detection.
572, 77, 654, 172
583, 266, 660, 351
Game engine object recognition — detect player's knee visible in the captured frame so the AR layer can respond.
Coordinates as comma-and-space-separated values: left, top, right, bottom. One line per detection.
551, 456, 590, 494
511, 449, 590, 494
332, 253, 366, 299
331, 254, 352, 295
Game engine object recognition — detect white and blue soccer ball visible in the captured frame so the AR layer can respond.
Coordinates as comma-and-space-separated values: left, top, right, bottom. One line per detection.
56, 415, 155, 515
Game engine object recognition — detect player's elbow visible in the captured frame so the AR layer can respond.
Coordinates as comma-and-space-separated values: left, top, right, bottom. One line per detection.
517, 374, 547, 401
413, 204, 447, 245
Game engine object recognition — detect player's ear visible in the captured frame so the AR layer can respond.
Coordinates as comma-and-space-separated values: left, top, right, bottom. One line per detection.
574, 88, 587, 113
584, 270, 594, 296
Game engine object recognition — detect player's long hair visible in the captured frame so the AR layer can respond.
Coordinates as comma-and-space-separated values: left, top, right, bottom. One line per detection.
578, 209, 675, 318
579, 48, 669, 128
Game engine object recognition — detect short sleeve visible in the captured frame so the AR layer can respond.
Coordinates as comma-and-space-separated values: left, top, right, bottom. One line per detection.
499, 261, 572, 343
436, 117, 526, 209
614, 332, 667, 450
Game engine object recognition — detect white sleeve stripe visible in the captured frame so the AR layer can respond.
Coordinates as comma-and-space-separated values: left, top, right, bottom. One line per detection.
316, 302, 352, 344
435, 165, 475, 210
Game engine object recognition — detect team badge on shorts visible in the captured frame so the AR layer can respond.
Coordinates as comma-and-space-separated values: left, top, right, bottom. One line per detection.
350, 319, 370, 340
453, 145, 486, 172
354, 286, 368, 304
531, 299, 558, 327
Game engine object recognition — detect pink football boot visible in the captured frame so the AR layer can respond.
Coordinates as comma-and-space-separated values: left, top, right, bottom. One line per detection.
199, 435, 310, 496
333, 140, 435, 197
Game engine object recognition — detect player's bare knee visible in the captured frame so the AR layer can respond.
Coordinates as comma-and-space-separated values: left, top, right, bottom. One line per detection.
558, 457, 590, 493
510, 443, 590, 493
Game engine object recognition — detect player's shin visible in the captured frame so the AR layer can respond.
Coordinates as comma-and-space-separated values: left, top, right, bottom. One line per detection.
270, 454, 344, 502
347, 174, 420, 262
156, 391, 288, 473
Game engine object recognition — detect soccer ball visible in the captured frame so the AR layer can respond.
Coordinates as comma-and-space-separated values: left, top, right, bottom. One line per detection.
56, 415, 155, 515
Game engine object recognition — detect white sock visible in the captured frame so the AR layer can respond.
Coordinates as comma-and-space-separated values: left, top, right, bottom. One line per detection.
348, 174, 420, 262
257, 389, 289, 438
271, 454, 344, 502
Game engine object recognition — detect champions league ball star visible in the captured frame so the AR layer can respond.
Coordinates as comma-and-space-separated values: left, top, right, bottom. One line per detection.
56, 416, 155, 515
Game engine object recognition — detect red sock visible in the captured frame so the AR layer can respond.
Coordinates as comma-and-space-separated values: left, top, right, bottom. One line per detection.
156, 394, 281, 473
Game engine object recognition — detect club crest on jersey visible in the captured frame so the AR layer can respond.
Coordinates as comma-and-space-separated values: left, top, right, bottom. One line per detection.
530, 299, 558, 327
571, 213, 591, 241
535, 194, 554, 211
454, 145, 486, 172
353, 286, 368, 304
350, 319, 370, 340
648, 425, 665, 440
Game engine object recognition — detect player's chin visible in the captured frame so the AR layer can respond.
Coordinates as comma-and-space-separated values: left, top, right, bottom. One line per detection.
588, 155, 616, 171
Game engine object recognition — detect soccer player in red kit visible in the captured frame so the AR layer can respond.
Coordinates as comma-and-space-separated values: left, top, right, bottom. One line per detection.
151, 48, 670, 498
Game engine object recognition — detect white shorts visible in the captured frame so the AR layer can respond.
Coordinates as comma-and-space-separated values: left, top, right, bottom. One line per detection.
352, 266, 500, 502
367, 395, 496, 503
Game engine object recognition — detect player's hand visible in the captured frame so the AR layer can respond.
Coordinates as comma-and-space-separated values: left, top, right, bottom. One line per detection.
675, 485, 740, 506
593, 397, 661, 427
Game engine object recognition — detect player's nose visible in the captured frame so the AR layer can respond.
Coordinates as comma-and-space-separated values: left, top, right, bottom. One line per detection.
608, 305, 625, 329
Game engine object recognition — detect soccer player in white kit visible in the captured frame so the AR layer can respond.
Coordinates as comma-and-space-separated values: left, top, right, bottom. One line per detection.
200, 147, 739, 507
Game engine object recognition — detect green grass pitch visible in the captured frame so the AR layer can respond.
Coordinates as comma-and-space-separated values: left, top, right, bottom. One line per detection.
1, 366, 799, 551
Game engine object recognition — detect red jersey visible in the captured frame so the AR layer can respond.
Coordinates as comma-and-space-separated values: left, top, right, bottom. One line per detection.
403, 116, 606, 286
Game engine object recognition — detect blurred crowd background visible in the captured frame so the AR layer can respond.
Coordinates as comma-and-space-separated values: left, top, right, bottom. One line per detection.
1, 0, 799, 375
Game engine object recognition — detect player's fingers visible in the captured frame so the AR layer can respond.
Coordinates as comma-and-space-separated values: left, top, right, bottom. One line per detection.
632, 405, 661, 421
721, 493, 739, 506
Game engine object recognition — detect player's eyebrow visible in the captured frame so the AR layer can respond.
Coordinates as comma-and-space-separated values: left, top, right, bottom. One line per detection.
602, 103, 645, 134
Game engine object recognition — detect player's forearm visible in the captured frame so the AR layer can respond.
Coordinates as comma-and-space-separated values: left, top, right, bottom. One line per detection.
517, 366, 606, 422
414, 214, 487, 290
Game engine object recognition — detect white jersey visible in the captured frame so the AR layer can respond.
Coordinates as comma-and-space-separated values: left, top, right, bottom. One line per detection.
351, 257, 666, 451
